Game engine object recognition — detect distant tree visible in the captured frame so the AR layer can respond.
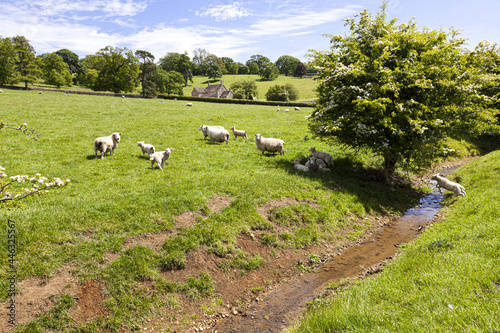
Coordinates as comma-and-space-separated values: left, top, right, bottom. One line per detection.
192, 48, 209, 74
135, 50, 156, 97
55, 49, 80, 73
155, 68, 184, 95
248, 62, 259, 74
276, 55, 300, 76
265, 84, 299, 101
230, 80, 258, 99
309, 3, 499, 176
220, 57, 235, 74
177, 52, 193, 87
0, 36, 15, 84
87, 46, 139, 93
294, 62, 308, 78
36, 53, 72, 87
11, 36, 39, 89
227, 62, 239, 74
246, 54, 271, 71
238, 64, 249, 74
259, 62, 279, 81
159, 52, 182, 72
207, 62, 223, 80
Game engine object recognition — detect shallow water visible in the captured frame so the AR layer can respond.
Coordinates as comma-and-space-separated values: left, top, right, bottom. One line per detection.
217, 168, 462, 333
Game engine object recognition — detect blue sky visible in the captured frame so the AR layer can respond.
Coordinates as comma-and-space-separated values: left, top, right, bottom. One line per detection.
1, 0, 499, 63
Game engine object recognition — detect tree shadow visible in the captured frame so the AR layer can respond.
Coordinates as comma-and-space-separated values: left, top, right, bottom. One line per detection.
274, 155, 424, 216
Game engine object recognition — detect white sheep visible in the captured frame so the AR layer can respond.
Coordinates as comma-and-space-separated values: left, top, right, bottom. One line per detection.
137, 141, 155, 158
94, 133, 121, 160
285, 109, 289, 112
186, 103, 193, 106
0, 90, 4, 93
304, 157, 331, 173
431, 174, 466, 196
277, 108, 280, 112
309, 147, 333, 166
294, 158, 309, 172
229, 126, 248, 140
200, 125, 229, 145
294, 107, 300, 111
255, 133, 284, 156
199, 125, 224, 140
150, 148, 173, 170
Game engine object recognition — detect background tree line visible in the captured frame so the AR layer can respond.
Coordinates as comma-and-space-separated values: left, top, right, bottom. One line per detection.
0, 36, 313, 99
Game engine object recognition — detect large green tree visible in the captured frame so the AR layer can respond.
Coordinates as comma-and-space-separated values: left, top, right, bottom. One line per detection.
276, 55, 300, 76
11, 36, 39, 89
0, 36, 15, 84
135, 50, 156, 97
230, 80, 258, 100
309, 4, 498, 176
87, 46, 139, 93
36, 53, 73, 87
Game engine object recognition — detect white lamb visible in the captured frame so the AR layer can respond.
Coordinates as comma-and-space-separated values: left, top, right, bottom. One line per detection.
294, 158, 309, 172
204, 125, 229, 145
150, 148, 173, 170
255, 133, 284, 156
431, 174, 466, 196
199, 125, 224, 140
230, 126, 248, 140
305, 157, 331, 173
294, 107, 300, 111
94, 132, 121, 160
137, 141, 155, 158
186, 103, 193, 106
309, 147, 333, 166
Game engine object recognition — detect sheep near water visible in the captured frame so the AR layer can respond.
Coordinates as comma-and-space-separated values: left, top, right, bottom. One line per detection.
254, 133, 284, 156
431, 173, 466, 196
94, 132, 121, 160
150, 148, 173, 170
309, 147, 333, 166
137, 141, 155, 158
199, 125, 224, 140
230, 126, 248, 140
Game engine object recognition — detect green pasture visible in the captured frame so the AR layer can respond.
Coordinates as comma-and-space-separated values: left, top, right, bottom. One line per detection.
1, 88, 496, 331
289, 151, 500, 332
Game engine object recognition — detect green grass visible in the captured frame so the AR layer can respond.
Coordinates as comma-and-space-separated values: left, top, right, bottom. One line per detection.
184, 74, 318, 101
1, 88, 496, 331
289, 151, 500, 332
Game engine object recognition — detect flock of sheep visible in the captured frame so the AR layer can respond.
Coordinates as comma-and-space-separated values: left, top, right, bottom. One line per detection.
91, 104, 466, 196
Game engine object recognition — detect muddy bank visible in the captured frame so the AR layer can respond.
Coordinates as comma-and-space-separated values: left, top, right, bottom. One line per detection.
216, 180, 449, 332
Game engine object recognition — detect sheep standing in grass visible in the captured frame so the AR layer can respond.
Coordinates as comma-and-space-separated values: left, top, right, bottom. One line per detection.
150, 148, 173, 170
294, 107, 300, 111
230, 126, 248, 140
255, 133, 284, 156
431, 174, 466, 196
309, 147, 333, 166
186, 103, 193, 106
199, 125, 224, 140
200, 125, 229, 145
294, 158, 309, 172
94, 132, 121, 160
137, 141, 155, 158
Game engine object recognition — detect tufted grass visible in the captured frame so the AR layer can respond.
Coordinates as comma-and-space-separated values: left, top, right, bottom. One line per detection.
288, 150, 500, 333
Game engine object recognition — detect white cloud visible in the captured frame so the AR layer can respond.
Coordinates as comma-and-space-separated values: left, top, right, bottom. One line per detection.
196, 2, 250, 21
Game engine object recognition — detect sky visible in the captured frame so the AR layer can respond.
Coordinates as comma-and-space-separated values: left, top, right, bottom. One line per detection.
1, 0, 500, 63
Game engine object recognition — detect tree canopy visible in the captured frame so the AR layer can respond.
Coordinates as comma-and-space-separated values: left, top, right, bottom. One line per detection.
309, 3, 499, 175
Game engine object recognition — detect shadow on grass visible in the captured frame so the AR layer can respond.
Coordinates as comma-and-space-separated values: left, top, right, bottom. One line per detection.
274, 155, 423, 217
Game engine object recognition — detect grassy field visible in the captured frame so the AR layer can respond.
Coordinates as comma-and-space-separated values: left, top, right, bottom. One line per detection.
0, 88, 497, 331
183, 74, 318, 102
288, 151, 500, 332
8, 73, 319, 102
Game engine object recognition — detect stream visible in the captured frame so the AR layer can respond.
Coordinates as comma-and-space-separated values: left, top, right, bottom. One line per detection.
216, 168, 460, 333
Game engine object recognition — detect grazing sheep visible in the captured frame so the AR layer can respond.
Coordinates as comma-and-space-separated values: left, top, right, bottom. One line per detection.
230, 126, 248, 140
0, 90, 3, 93
255, 133, 285, 156
186, 103, 193, 106
431, 174, 466, 196
150, 148, 173, 170
202, 125, 229, 145
94, 132, 121, 160
199, 125, 225, 140
294, 158, 309, 172
137, 141, 155, 158
294, 107, 300, 111
309, 147, 333, 166
285, 109, 289, 112
277, 108, 280, 112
